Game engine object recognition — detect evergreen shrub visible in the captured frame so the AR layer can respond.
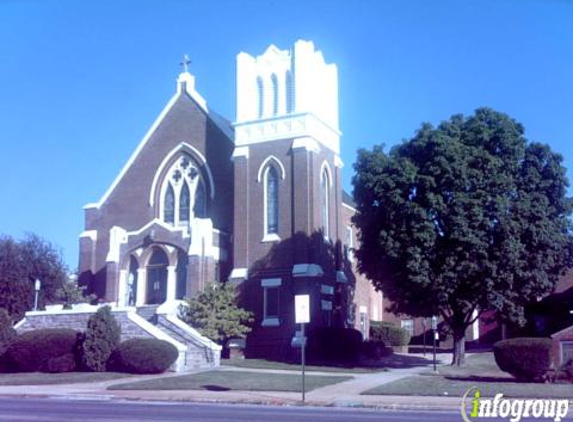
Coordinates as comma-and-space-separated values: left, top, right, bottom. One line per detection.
493, 337, 554, 382
108, 338, 178, 374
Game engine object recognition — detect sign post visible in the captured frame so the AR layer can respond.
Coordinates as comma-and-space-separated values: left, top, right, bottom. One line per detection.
431, 315, 438, 372
295, 294, 310, 404
34, 279, 41, 311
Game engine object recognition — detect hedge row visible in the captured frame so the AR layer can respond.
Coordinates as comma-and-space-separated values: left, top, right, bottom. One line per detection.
369, 321, 411, 346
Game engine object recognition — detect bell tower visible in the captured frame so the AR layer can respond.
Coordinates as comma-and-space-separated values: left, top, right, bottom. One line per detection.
234, 40, 340, 152
231, 40, 344, 284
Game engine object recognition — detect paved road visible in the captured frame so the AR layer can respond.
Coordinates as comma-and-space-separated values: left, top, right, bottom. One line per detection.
0, 397, 527, 422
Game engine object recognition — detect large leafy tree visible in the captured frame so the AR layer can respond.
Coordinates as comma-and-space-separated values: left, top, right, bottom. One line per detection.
352, 108, 573, 365
180, 282, 253, 345
0, 234, 68, 320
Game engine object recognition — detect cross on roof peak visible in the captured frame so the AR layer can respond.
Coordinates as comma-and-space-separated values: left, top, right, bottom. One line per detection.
180, 54, 192, 73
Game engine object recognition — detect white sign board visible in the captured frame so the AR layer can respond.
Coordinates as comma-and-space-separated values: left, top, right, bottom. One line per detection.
295, 295, 310, 324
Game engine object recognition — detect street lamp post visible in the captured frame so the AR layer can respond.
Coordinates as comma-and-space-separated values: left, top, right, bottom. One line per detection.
34, 279, 41, 311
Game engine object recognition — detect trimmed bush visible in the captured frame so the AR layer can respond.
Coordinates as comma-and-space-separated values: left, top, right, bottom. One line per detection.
308, 327, 363, 362
81, 305, 121, 372
108, 338, 178, 374
0, 308, 16, 356
4, 328, 81, 372
369, 321, 411, 346
493, 337, 554, 382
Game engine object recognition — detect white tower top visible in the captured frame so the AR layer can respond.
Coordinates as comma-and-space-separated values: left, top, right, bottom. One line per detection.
234, 40, 341, 154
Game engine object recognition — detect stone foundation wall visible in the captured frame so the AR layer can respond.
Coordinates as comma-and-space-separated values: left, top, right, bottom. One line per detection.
16, 307, 153, 341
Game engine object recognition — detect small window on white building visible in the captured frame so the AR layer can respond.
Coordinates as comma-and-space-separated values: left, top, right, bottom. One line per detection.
257, 76, 264, 118
401, 319, 414, 337
271, 73, 279, 116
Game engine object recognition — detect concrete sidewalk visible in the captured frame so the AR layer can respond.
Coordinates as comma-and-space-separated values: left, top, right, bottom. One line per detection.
0, 354, 458, 410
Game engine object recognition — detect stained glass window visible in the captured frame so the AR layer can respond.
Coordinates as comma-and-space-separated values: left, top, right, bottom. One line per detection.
267, 167, 279, 234
179, 182, 190, 223
164, 183, 175, 224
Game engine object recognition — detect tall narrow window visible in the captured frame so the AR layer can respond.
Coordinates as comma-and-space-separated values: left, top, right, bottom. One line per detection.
266, 166, 279, 234
285, 71, 294, 113
164, 184, 175, 224
261, 278, 281, 326
271, 73, 279, 115
256, 76, 264, 118
194, 179, 207, 218
179, 182, 190, 224
321, 169, 329, 238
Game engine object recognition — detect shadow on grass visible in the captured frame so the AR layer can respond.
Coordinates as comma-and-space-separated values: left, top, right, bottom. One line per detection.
445, 375, 518, 384
379, 354, 437, 369
201, 385, 231, 392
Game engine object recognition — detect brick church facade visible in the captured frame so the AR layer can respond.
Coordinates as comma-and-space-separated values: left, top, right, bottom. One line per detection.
78, 40, 383, 358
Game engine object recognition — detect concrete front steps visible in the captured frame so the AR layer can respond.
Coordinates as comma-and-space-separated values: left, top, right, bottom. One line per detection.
16, 302, 221, 372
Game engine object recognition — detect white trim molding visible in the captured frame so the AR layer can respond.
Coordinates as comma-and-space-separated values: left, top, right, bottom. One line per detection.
320, 160, 334, 188
261, 278, 282, 287
256, 155, 286, 182
230, 268, 248, 280
292, 263, 324, 277
79, 230, 97, 241
232, 146, 250, 160
334, 155, 344, 168
291, 137, 320, 153
262, 233, 281, 243
149, 142, 215, 207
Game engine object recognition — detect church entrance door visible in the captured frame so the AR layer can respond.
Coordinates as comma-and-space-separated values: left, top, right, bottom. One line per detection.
146, 248, 168, 304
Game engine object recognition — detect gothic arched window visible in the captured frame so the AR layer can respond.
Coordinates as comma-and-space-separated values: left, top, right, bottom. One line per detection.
266, 166, 279, 235
160, 154, 209, 225
286, 71, 294, 113
194, 179, 207, 218
179, 182, 190, 223
164, 184, 175, 224
257, 76, 264, 118
321, 168, 329, 239
271, 73, 279, 116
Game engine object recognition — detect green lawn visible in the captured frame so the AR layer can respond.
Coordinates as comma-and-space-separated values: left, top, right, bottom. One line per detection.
0, 372, 131, 386
363, 353, 573, 398
109, 370, 351, 392
222, 358, 386, 373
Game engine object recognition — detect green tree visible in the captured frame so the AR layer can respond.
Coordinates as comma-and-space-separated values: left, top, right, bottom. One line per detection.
180, 282, 253, 345
352, 108, 573, 366
0, 234, 68, 320
81, 305, 121, 371
55, 276, 96, 309
0, 308, 16, 356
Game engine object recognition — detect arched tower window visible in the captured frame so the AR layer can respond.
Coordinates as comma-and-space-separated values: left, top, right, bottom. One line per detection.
286, 70, 294, 113
194, 179, 207, 218
257, 76, 264, 118
179, 182, 190, 223
164, 184, 175, 224
266, 166, 279, 234
321, 168, 329, 239
271, 73, 279, 116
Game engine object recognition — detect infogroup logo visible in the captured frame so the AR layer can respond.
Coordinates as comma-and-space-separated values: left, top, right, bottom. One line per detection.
460, 387, 570, 422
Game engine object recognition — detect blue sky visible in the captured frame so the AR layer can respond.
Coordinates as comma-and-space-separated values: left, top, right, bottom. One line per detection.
1, 0, 571, 268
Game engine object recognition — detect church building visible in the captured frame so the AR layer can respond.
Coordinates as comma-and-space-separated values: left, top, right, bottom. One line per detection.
78, 40, 383, 358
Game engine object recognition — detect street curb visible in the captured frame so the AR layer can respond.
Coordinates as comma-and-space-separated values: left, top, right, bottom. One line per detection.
0, 391, 463, 411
